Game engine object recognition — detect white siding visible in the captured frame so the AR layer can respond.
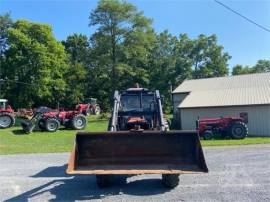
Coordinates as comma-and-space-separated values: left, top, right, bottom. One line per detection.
172, 93, 188, 115
180, 105, 270, 136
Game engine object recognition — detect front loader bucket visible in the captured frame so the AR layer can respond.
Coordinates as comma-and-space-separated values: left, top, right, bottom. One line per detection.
67, 130, 208, 175
21, 120, 35, 133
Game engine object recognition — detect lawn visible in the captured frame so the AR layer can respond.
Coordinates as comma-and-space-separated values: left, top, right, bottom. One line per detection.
0, 115, 108, 155
201, 137, 270, 146
0, 115, 269, 155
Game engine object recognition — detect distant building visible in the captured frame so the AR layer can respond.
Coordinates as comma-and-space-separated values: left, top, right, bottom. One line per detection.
172, 73, 270, 136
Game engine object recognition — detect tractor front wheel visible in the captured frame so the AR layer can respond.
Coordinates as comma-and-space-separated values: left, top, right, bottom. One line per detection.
230, 121, 248, 139
71, 115, 87, 130
203, 130, 213, 140
162, 174, 180, 188
0, 113, 15, 129
45, 118, 59, 132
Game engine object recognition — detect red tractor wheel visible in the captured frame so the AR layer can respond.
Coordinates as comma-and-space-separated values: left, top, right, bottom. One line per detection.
71, 114, 87, 130
44, 118, 60, 132
0, 113, 15, 129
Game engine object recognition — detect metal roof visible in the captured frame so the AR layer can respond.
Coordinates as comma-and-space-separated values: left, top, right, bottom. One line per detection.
173, 73, 270, 108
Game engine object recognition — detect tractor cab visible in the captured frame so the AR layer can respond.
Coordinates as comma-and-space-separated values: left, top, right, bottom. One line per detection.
119, 88, 156, 112
80, 97, 101, 115
84, 98, 97, 105
0, 99, 13, 113
0, 99, 8, 110
117, 88, 160, 130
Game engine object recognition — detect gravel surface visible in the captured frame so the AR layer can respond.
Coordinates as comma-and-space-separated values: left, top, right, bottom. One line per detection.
1, 144, 270, 202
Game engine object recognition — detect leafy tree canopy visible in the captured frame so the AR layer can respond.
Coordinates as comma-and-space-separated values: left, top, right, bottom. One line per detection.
1, 2, 268, 112
232, 60, 270, 75
2, 19, 68, 108
89, 0, 155, 93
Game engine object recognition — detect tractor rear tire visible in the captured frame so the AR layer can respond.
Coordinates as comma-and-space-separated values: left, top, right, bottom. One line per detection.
203, 130, 213, 140
96, 175, 115, 188
0, 113, 15, 129
230, 121, 248, 139
71, 115, 87, 130
45, 118, 59, 132
162, 174, 179, 188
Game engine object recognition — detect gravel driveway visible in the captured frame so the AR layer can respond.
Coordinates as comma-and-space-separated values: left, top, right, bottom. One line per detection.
1, 144, 270, 202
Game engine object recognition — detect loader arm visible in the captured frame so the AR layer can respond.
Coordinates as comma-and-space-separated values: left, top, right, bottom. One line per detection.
155, 90, 166, 131
109, 91, 120, 132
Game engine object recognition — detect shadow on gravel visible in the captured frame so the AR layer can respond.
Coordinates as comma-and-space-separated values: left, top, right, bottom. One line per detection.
31, 164, 70, 178
5, 165, 170, 202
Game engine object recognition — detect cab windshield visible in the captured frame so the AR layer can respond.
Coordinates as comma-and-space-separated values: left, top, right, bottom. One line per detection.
0, 102, 6, 109
120, 94, 155, 112
84, 98, 96, 105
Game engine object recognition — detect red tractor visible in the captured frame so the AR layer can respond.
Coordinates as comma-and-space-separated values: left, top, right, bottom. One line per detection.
76, 98, 101, 116
21, 107, 87, 133
0, 99, 15, 129
197, 116, 248, 140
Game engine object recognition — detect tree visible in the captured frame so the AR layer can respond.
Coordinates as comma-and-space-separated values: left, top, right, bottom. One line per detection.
2, 20, 68, 108
253, 60, 270, 73
191, 34, 230, 78
232, 64, 252, 75
63, 62, 87, 107
148, 31, 192, 111
232, 60, 270, 76
147, 33, 231, 112
0, 13, 13, 97
62, 34, 90, 106
62, 33, 89, 64
88, 0, 155, 110
89, 0, 154, 92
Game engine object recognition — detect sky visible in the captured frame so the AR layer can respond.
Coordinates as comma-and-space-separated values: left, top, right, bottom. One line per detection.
1, 0, 270, 71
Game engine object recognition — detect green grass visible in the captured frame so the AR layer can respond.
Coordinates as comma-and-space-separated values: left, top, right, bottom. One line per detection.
0, 115, 108, 155
0, 115, 269, 155
201, 137, 270, 146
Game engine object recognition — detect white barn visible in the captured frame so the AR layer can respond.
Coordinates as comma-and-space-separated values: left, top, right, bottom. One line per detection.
172, 73, 270, 136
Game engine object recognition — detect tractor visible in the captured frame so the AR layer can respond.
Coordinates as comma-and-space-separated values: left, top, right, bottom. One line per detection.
21, 107, 87, 133
76, 98, 101, 116
67, 88, 208, 188
0, 99, 15, 129
197, 116, 248, 140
